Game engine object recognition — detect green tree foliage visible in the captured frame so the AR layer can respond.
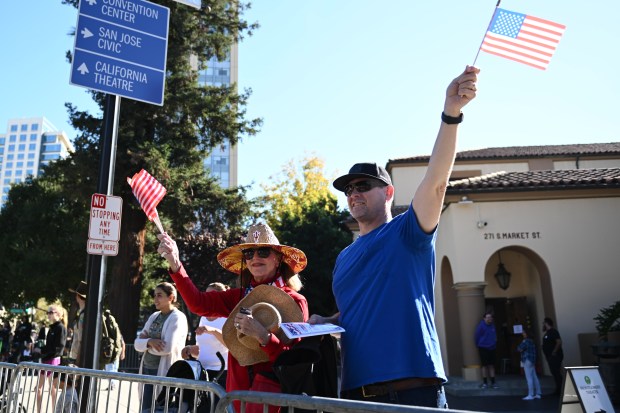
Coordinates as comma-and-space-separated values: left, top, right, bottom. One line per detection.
259, 156, 352, 315
0, 163, 88, 304
0, 0, 261, 338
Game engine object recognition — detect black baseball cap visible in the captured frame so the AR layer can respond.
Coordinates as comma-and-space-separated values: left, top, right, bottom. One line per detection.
333, 162, 392, 192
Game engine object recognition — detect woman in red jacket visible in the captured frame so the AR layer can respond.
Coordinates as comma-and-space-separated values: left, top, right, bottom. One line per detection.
157, 223, 308, 413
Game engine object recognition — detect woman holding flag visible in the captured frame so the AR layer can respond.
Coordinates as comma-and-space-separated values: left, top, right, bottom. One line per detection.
157, 223, 309, 413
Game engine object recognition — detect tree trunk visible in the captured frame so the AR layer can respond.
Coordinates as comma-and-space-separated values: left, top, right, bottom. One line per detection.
108, 205, 147, 343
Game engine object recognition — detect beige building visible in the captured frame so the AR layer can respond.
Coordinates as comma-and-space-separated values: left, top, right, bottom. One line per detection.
383, 143, 620, 381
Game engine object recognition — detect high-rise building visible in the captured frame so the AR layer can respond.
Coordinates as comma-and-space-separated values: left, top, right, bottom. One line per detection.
0, 117, 73, 208
197, 44, 239, 188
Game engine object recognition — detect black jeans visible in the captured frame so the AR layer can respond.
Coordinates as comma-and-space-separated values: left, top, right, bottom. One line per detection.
545, 354, 564, 394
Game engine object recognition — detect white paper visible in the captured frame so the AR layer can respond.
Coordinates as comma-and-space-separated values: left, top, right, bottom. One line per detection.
280, 322, 345, 339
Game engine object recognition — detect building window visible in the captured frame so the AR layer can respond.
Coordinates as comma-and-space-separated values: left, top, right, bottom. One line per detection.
42, 154, 60, 161
19, 134, 27, 142
10, 125, 18, 132
28, 153, 34, 159
5, 162, 12, 168
15, 171, 22, 177
17, 154, 24, 160
7, 154, 13, 160
0, 138, 4, 145
8, 145, 15, 152
18, 144, 25, 151
3, 179, 10, 185
43, 135, 57, 143
29, 144, 36, 151
27, 161, 34, 167
31, 123, 39, 131
44, 144, 62, 152
9, 135, 17, 142
16, 162, 23, 168
26, 170, 33, 175
4, 171, 11, 176
20, 124, 28, 132
30, 134, 38, 141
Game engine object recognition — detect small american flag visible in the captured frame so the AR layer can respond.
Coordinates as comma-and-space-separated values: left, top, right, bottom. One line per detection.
480, 8, 566, 70
127, 169, 166, 228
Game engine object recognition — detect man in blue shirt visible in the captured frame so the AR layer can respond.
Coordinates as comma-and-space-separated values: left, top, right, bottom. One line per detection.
309, 66, 480, 408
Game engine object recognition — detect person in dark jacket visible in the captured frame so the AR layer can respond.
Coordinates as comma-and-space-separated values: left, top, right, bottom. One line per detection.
542, 317, 564, 395
475, 312, 498, 389
34, 304, 67, 413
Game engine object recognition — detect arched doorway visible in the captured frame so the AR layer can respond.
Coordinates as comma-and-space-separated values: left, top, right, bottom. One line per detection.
483, 246, 554, 375
439, 246, 555, 379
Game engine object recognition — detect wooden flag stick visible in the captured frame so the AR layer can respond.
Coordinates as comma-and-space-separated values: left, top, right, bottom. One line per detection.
153, 209, 165, 234
472, 0, 501, 67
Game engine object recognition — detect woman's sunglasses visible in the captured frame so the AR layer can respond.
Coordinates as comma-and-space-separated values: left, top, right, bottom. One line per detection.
343, 180, 386, 197
242, 247, 272, 260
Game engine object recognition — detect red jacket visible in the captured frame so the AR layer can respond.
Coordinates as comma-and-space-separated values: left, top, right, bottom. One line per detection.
169, 265, 309, 392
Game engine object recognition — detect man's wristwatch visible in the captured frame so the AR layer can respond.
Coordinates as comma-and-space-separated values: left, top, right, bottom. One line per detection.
441, 112, 463, 124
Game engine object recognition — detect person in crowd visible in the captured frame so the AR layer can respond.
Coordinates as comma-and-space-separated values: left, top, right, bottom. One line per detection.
67, 281, 87, 366
0, 320, 12, 361
53, 372, 79, 413
517, 328, 541, 400
11, 315, 33, 363
32, 323, 48, 363
157, 223, 309, 413
102, 309, 124, 391
134, 282, 188, 411
307, 66, 479, 408
34, 304, 67, 413
181, 282, 230, 386
542, 317, 564, 395
475, 312, 498, 389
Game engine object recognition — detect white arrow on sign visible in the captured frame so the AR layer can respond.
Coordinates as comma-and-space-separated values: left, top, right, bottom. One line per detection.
77, 63, 89, 75
81, 27, 93, 38
86, 0, 97, 5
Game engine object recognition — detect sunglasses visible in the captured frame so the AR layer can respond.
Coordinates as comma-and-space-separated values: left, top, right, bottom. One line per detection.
242, 247, 272, 260
46, 310, 56, 315
343, 180, 386, 197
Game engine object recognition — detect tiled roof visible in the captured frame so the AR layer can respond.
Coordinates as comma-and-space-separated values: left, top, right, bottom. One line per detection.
447, 168, 620, 193
388, 142, 620, 164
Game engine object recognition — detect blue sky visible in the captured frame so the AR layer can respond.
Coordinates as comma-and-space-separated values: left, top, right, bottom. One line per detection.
1, 1, 618, 207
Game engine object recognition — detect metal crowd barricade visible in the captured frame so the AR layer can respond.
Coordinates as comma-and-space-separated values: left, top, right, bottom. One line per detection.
0, 362, 23, 413
5, 361, 484, 413
215, 391, 477, 413
119, 343, 141, 373
10, 362, 227, 413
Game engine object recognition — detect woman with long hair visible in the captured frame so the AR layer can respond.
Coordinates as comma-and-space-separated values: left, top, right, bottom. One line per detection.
35, 303, 67, 413
157, 223, 309, 413
134, 282, 188, 411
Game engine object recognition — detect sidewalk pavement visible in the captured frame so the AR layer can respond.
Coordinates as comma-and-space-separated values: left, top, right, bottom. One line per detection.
444, 374, 555, 397
444, 374, 620, 413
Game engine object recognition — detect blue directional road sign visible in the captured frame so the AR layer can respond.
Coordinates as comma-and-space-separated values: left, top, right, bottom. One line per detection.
70, 0, 170, 106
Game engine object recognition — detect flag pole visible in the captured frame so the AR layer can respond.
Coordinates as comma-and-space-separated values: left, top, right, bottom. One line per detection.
153, 209, 165, 234
472, 0, 502, 66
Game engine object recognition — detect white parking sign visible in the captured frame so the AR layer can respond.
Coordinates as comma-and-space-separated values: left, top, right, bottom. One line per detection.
87, 193, 122, 256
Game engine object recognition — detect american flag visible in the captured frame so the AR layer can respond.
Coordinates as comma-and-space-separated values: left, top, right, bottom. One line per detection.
127, 169, 166, 222
480, 8, 566, 70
